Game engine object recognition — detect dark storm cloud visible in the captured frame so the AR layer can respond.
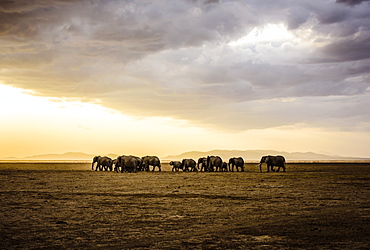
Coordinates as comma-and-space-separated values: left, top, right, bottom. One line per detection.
336, 0, 370, 6
321, 36, 370, 62
1, 0, 370, 131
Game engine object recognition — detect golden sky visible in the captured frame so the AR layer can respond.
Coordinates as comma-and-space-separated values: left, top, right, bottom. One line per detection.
0, 0, 370, 159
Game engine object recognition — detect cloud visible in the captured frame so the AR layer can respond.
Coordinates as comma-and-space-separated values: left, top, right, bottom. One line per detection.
336, 0, 370, 6
1, 0, 369, 132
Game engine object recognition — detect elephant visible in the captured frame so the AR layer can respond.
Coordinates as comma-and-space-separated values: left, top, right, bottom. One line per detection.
182, 159, 197, 172
113, 158, 119, 172
169, 161, 183, 171
117, 155, 141, 173
141, 156, 161, 171
92, 156, 113, 171
197, 157, 208, 171
259, 155, 286, 172
220, 162, 228, 172
228, 157, 245, 172
207, 156, 223, 172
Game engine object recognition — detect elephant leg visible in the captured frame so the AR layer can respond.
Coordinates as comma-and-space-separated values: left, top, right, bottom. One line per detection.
277, 165, 285, 172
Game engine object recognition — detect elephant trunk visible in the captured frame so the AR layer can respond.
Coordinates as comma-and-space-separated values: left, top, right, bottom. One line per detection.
92, 161, 95, 170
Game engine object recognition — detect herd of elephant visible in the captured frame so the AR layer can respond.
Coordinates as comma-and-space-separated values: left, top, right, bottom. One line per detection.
92, 155, 286, 173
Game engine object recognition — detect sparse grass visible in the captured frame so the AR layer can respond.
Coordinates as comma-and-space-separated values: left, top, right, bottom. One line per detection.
0, 162, 369, 249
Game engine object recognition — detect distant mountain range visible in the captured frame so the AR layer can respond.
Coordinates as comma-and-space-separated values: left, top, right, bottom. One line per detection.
3, 150, 369, 161
163, 150, 370, 161
4, 152, 118, 161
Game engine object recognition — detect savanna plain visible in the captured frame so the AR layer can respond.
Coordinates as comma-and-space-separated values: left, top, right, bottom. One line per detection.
0, 162, 369, 249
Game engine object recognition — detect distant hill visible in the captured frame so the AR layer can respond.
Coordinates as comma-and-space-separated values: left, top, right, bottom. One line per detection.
3, 150, 369, 162
5, 152, 119, 161
163, 150, 369, 161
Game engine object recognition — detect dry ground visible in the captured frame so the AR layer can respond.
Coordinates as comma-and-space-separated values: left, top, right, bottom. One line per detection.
0, 162, 369, 249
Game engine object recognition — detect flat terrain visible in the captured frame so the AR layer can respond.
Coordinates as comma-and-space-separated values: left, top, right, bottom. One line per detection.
0, 162, 369, 249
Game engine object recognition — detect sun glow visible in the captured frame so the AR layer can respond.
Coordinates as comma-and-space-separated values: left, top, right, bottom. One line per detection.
0, 84, 213, 158
1, 83, 370, 159
229, 23, 294, 46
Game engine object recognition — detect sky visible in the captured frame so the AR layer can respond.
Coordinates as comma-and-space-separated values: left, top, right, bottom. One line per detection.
1, 0, 370, 159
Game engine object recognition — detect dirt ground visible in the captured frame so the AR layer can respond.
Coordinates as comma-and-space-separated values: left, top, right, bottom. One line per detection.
0, 162, 369, 249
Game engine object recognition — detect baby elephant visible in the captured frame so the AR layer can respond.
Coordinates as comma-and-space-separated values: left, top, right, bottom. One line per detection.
170, 161, 183, 171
